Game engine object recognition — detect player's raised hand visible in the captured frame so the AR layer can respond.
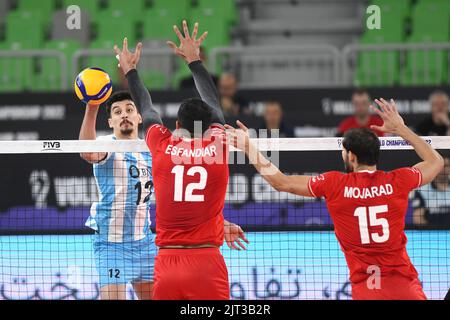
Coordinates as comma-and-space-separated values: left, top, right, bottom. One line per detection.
370, 98, 406, 135
225, 120, 251, 152
224, 221, 249, 251
166, 20, 208, 64
114, 37, 143, 75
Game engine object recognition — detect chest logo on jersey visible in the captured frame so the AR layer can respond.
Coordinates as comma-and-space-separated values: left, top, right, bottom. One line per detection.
129, 165, 151, 178
344, 184, 393, 199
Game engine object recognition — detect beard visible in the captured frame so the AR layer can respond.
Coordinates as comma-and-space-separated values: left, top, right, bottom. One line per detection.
119, 120, 134, 136
120, 127, 134, 136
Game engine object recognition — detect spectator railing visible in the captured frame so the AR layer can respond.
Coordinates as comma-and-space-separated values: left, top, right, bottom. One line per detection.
209, 44, 341, 88
2, 43, 450, 91
71, 48, 175, 88
342, 43, 450, 86
0, 50, 68, 90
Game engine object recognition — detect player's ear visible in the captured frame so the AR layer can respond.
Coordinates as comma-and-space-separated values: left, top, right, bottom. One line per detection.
138, 113, 143, 124
108, 118, 113, 128
175, 120, 180, 129
348, 151, 357, 163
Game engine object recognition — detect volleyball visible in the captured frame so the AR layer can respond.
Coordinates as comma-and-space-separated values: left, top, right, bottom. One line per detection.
74, 67, 113, 105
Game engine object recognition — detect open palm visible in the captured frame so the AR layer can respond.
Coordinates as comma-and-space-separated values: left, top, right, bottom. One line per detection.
167, 20, 208, 64
371, 98, 405, 135
114, 37, 142, 75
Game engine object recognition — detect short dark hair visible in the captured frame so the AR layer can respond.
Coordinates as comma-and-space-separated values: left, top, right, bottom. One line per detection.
352, 88, 370, 98
342, 128, 380, 166
105, 91, 135, 117
177, 98, 213, 137
265, 100, 282, 108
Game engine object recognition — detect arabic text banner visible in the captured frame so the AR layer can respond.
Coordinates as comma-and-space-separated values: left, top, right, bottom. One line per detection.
0, 231, 448, 300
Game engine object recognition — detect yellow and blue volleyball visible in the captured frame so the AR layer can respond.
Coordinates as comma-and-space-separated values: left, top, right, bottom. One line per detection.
74, 67, 113, 105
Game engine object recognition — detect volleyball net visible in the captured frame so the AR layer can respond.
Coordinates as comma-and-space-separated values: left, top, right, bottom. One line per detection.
0, 137, 449, 300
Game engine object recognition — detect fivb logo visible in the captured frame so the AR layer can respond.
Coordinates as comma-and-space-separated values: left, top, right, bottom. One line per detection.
42, 141, 62, 151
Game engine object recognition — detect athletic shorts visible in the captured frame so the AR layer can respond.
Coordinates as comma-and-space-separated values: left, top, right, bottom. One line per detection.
93, 233, 157, 288
352, 275, 427, 300
153, 247, 229, 300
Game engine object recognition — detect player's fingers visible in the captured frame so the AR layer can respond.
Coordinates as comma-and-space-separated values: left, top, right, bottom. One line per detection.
192, 22, 198, 39
235, 239, 247, 250
229, 241, 241, 251
227, 240, 240, 250
175, 48, 186, 58
239, 229, 250, 244
182, 20, 190, 39
224, 124, 236, 135
236, 120, 249, 132
224, 124, 236, 130
379, 98, 391, 113
233, 132, 245, 144
166, 41, 178, 51
370, 125, 384, 132
226, 133, 236, 144
173, 25, 184, 42
370, 105, 384, 118
166, 40, 177, 48
226, 134, 239, 147
224, 129, 236, 138
113, 45, 121, 56
225, 127, 237, 136
197, 31, 208, 44
123, 37, 128, 52
388, 98, 397, 113
135, 42, 142, 61
374, 99, 388, 113
373, 98, 384, 111
380, 98, 393, 113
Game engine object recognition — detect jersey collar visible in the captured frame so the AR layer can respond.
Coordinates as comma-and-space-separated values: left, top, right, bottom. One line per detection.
356, 170, 377, 174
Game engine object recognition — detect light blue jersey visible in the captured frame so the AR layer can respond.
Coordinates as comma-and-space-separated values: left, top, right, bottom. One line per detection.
86, 135, 153, 243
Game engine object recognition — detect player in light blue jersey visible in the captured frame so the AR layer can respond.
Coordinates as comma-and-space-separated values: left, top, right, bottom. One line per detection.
79, 91, 156, 299
79, 37, 248, 300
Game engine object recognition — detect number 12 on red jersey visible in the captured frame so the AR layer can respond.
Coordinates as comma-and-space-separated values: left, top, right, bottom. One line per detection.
171, 165, 208, 202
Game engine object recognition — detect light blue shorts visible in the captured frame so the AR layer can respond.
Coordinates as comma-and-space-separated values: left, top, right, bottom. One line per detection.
93, 233, 157, 288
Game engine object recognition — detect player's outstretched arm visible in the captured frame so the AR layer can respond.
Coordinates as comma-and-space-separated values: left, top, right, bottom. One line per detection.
226, 121, 314, 197
79, 103, 108, 163
114, 38, 163, 129
167, 20, 225, 125
371, 98, 444, 186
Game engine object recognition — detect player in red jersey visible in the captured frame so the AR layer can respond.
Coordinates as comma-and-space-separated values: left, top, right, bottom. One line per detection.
114, 22, 249, 300
226, 98, 444, 300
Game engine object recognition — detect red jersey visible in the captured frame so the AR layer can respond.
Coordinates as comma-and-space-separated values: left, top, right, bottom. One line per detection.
338, 115, 385, 137
308, 168, 422, 285
146, 124, 229, 247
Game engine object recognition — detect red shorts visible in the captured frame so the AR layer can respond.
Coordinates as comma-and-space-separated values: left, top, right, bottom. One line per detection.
152, 247, 230, 300
352, 275, 427, 300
